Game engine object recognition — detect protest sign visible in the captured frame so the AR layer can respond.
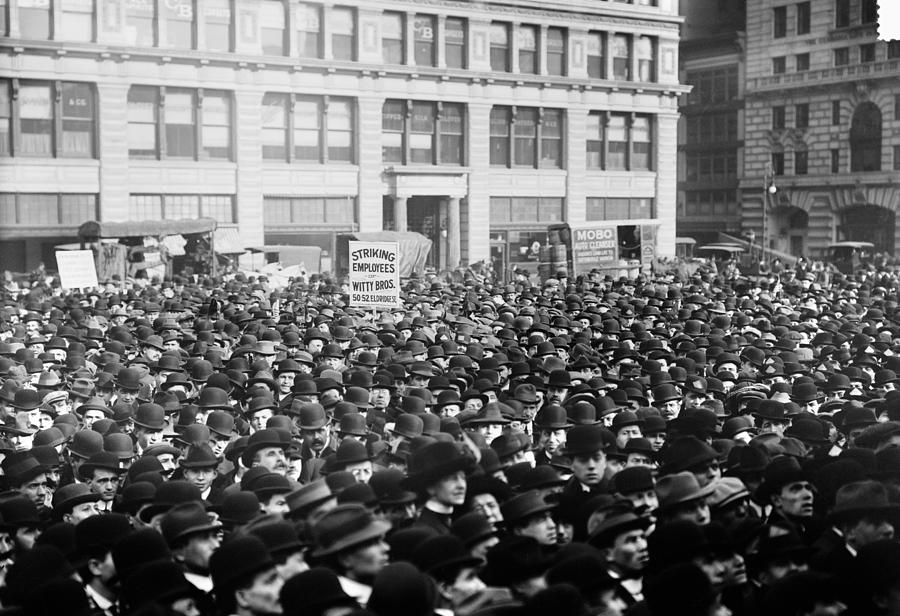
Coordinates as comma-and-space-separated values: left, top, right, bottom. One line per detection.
56, 250, 98, 289
348, 241, 400, 309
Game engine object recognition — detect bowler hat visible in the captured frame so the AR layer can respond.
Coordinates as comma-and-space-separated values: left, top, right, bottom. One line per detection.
120, 560, 202, 615
280, 567, 356, 616
133, 403, 166, 430
752, 399, 789, 422
560, 424, 609, 457
241, 428, 289, 468
311, 503, 392, 557
412, 534, 483, 576
612, 466, 655, 495
501, 490, 556, 526
115, 367, 142, 391
210, 535, 274, 593
534, 405, 572, 430
285, 479, 334, 517
338, 413, 368, 437
51, 482, 100, 516
11, 389, 41, 410
297, 403, 329, 430
197, 387, 232, 410
179, 443, 220, 469
138, 480, 203, 523
659, 436, 719, 475
392, 413, 425, 439
219, 491, 262, 526
327, 439, 371, 472
482, 536, 552, 587
77, 396, 113, 418
246, 518, 308, 557
451, 512, 497, 547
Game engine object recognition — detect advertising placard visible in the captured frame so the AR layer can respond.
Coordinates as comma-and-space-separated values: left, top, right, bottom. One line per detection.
56, 250, 98, 289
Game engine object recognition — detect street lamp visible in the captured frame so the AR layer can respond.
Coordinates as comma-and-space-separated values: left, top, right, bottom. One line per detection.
762, 161, 777, 262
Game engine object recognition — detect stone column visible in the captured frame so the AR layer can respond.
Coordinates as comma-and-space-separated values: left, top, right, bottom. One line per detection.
394, 196, 408, 232
447, 196, 461, 268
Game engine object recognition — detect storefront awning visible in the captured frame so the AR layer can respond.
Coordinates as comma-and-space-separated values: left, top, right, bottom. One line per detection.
213, 228, 246, 254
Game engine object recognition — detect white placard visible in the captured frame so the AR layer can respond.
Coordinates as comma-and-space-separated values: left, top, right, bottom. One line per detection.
348, 241, 400, 309
56, 250, 98, 289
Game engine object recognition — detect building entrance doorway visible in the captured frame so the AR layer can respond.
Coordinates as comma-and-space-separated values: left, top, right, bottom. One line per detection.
770, 206, 808, 256
407, 196, 442, 269
840, 204, 895, 255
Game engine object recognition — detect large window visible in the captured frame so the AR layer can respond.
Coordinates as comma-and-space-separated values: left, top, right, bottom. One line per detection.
445, 17, 466, 68
612, 34, 630, 80
587, 111, 654, 171
413, 14, 435, 66
772, 56, 786, 74
772, 105, 786, 129
260, 0, 286, 55
547, 28, 565, 76
490, 197, 563, 224
587, 32, 605, 79
850, 101, 882, 172
18, 0, 50, 39
794, 150, 808, 175
164, 0, 194, 49
261, 93, 355, 164
127, 86, 232, 161
204, 0, 231, 52
330, 7, 355, 61
834, 47, 850, 66
382, 12, 404, 64
685, 66, 739, 104
381, 100, 464, 166
686, 113, 737, 144
490, 22, 510, 72
295, 3, 321, 58
683, 191, 736, 217
861, 0, 878, 24
491, 106, 564, 169
836, 0, 850, 27
587, 198, 654, 220
264, 196, 355, 226
60, 0, 94, 42
0, 193, 98, 226
517, 25, 538, 74
796, 53, 810, 71
2, 79, 96, 158
685, 153, 737, 182
129, 194, 235, 223
860, 44, 876, 63
125, 0, 156, 46
795, 103, 809, 129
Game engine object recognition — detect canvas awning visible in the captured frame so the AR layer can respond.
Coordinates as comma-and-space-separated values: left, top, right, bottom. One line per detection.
79, 218, 217, 239
213, 228, 246, 254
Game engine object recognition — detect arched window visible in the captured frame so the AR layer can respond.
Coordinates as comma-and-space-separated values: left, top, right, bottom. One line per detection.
850, 102, 882, 172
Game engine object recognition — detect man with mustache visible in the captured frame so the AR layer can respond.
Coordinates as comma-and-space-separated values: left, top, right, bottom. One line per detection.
297, 404, 335, 483
243, 428, 292, 478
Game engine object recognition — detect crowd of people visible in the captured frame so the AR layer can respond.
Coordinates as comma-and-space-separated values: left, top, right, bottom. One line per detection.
0, 260, 900, 616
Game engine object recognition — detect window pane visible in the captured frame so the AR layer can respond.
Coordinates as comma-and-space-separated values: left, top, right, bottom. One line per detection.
613, 34, 630, 80
517, 25, 537, 74
164, 0, 194, 49
490, 107, 510, 165
18, 194, 57, 224
512, 197, 538, 220
0, 81, 9, 156
18, 0, 50, 39
204, 0, 231, 51
636, 36, 654, 82
0, 194, 17, 225
547, 28, 565, 76
382, 100, 404, 163
0, 0, 7, 36
293, 197, 324, 224
61, 82, 95, 158
293, 98, 320, 161
296, 3, 321, 58
410, 102, 434, 164
19, 83, 53, 156
261, 93, 287, 160
382, 12, 404, 64
587, 32, 604, 78
325, 197, 353, 224
490, 23, 509, 71
490, 197, 510, 223
202, 195, 233, 223
60, 194, 96, 224
165, 195, 200, 219
327, 99, 353, 162
202, 93, 230, 159
632, 116, 650, 170
586, 113, 603, 169
540, 110, 562, 168
165, 90, 196, 158
60, 0, 94, 42
129, 194, 162, 220
125, 0, 156, 46
439, 104, 463, 165
540, 198, 563, 222
607, 114, 627, 169
260, 1, 285, 55
586, 198, 603, 220
413, 15, 435, 66
445, 17, 465, 69
606, 198, 629, 219
514, 108, 536, 166
330, 7, 354, 61
264, 197, 292, 224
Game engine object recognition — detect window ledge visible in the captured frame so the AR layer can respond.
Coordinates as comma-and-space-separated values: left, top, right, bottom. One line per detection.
129, 159, 238, 169
0, 157, 100, 166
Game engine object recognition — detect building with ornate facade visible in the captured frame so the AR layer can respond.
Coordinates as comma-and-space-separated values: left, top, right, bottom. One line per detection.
0, 0, 685, 274
741, 0, 898, 257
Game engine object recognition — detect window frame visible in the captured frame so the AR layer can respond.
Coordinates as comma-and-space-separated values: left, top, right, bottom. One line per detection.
203, 0, 233, 52
490, 105, 566, 170
489, 22, 511, 72
413, 14, 436, 67
516, 24, 539, 75
0, 192, 98, 226
772, 105, 786, 130
772, 56, 786, 74
546, 27, 566, 76
773, 5, 787, 38
797, 2, 811, 34
444, 16, 466, 69
295, 2, 322, 59
381, 11, 405, 65
381, 99, 465, 166
5, 78, 97, 159
795, 52, 810, 71
587, 31, 605, 79
129, 193, 235, 223
329, 6, 356, 61
262, 92, 356, 164
795, 103, 809, 129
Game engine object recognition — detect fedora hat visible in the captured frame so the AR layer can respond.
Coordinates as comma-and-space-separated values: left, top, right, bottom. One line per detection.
78, 451, 126, 480
752, 399, 789, 422
133, 403, 166, 430
829, 480, 900, 524
785, 417, 829, 444
560, 424, 609, 457
588, 505, 651, 548
311, 503, 392, 557
120, 560, 202, 616
285, 479, 333, 517
160, 501, 222, 546
412, 534, 483, 576
451, 512, 497, 547
758, 456, 810, 500
77, 396, 114, 418
1, 451, 46, 485
369, 468, 417, 507
659, 436, 719, 475
655, 471, 715, 511
501, 490, 555, 526
403, 441, 475, 492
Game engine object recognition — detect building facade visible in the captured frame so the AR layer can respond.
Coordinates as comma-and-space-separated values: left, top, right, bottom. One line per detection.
677, 0, 745, 245
0, 0, 685, 274
742, 0, 900, 257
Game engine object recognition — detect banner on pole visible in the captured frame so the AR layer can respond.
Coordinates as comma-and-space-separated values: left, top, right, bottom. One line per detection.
56, 250, 98, 289
348, 241, 401, 309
